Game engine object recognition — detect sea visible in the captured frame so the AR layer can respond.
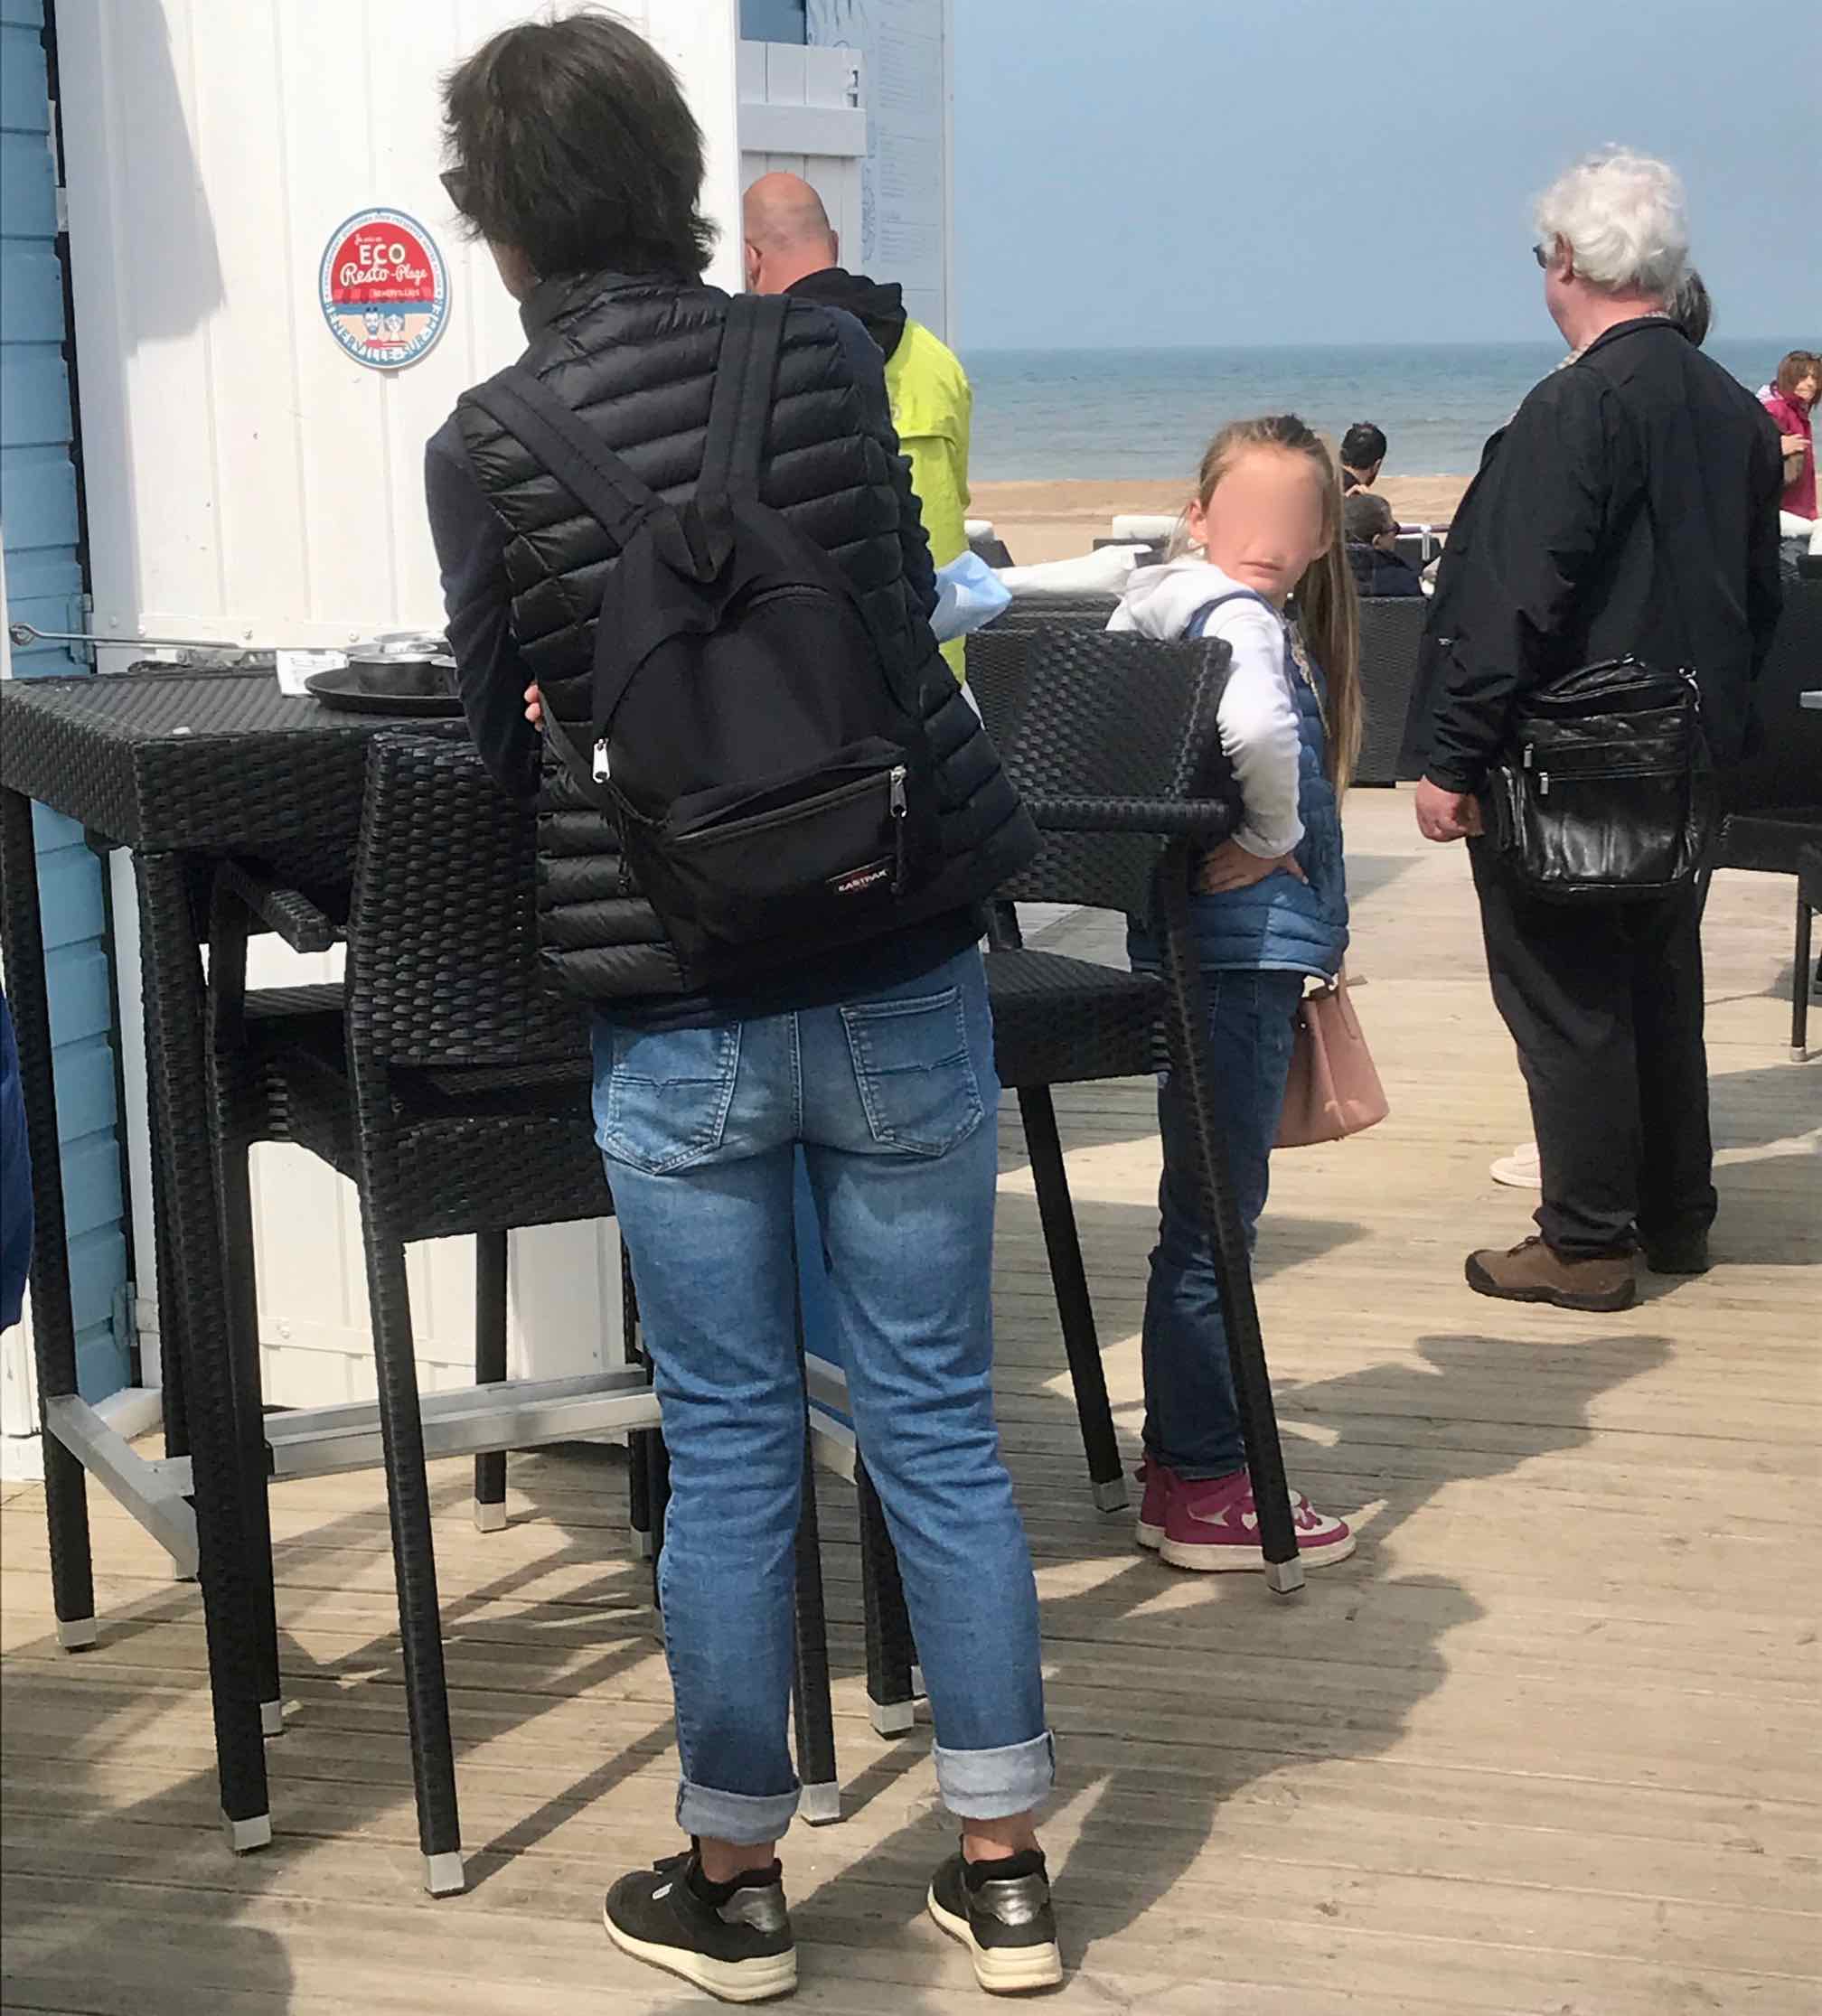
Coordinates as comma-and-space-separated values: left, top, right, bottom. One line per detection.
963, 339, 1800, 483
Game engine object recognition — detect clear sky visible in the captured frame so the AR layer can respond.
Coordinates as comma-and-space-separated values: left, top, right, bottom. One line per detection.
953, 0, 1817, 351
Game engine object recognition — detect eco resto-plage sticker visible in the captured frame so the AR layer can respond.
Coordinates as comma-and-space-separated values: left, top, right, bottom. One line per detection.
319, 208, 449, 370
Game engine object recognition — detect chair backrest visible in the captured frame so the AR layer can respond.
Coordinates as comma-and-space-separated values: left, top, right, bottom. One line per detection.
984, 591, 1122, 633
991, 629, 1237, 918
1721, 576, 1822, 814
1354, 595, 1429, 786
346, 727, 589, 1070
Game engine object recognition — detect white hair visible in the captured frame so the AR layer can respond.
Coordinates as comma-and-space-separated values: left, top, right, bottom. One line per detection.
1535, 147, 1689, 297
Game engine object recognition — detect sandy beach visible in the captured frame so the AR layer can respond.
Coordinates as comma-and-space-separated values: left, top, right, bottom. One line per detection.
973, 474, 1473, 565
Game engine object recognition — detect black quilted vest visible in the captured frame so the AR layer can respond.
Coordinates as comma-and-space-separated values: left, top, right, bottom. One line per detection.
456, 271, 1035, 1005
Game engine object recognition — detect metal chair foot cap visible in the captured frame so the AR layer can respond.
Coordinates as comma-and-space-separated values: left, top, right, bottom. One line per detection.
631, 1530, 654, 1561
56, 1617, 99, 1652
799, 1781, 841, 1825
1092, 1477, 1130, 1514
472, 1499, 508, 1533
260, 1699, 285, 1738
222, 1811, 273, 1853
1265, 1557, 1307, 1596
1792, 1046, 1808, 1064
869, 1700, 916, 1738
424, 1851, 466, 1896
909, 1664, 926, 1702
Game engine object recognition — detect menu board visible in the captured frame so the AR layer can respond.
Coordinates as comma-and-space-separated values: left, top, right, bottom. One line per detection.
806, 0, 948, 337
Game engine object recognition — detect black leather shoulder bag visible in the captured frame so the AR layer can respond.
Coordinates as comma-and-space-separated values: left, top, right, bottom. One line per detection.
1482, 483, 1717, 904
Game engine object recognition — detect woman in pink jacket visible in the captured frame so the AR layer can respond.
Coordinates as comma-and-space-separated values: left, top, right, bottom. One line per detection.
1762, 350, 1819, 520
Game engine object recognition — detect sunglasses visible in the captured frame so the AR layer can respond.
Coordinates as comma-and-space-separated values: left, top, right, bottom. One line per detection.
1533, 242, 1551, 269
440, 167, 469, 212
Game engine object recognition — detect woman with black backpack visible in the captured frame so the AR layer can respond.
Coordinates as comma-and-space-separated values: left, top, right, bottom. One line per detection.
427, 15, 1059, 2002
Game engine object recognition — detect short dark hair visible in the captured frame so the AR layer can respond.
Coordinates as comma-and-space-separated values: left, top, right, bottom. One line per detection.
441, 13, 716, 280
1669, 268, 1712, 348
1340, 422, 1387, 472
1344, 491, 1396, 543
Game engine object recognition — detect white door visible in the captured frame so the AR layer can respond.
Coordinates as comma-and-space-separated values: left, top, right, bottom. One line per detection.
53, 0, 745, 1405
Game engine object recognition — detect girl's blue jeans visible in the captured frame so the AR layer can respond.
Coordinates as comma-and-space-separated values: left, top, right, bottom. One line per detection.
1137, 961, 1304, 1481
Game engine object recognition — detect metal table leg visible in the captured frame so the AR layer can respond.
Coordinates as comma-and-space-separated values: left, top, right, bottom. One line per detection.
132, 851, 274, 1840
0, 787, 98, 1650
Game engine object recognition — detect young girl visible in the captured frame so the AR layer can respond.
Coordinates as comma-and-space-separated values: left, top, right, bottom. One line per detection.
1110, 414, 1361, 1572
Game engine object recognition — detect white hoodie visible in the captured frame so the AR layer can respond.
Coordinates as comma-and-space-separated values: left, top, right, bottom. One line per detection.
1106, 558, 1304, 858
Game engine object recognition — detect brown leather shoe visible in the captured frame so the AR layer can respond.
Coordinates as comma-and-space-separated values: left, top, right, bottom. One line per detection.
1465, 1235, 1637, 1312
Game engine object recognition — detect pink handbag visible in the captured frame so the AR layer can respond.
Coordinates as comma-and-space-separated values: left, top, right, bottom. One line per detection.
1274, 970, 1388, 1149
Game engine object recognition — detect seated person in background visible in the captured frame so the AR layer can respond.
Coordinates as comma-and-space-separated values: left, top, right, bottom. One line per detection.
744, 172, 974, 680
1344, 491, 1424, 596
1339, 421, 1386, 493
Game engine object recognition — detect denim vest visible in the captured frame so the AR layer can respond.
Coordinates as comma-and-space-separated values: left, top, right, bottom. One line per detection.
1132, 592, 1349, 980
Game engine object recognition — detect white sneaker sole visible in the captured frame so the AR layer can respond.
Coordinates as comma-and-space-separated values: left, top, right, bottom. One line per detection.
603, 1901, 798, 2003
1135, 1519, 1163, 1552
1158, 1528, 1357, 1572
927, 1886, 1063, 1994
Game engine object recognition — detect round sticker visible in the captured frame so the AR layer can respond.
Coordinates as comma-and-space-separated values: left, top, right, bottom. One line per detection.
319, 208, 448, 370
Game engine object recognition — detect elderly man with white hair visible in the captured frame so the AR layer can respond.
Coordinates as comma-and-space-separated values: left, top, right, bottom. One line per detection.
1411, 147, 1785, 1312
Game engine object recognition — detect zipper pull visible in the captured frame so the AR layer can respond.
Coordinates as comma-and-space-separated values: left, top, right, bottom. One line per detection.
1538, 771, 1551, 797
1522, 745, 1534, 771
889, 766, 909, 892
592, 739, 610, 783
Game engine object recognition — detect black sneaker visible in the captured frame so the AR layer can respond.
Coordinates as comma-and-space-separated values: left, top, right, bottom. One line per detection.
927, 1847, 1063, 1994
603, 1848, 796, 2003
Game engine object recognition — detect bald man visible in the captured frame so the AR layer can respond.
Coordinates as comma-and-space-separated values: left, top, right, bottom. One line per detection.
744, 172, 973, 679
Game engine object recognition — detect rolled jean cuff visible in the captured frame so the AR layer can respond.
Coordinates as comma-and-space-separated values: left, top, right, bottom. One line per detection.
933, 1730, 1056, 1821
676, 1776, 801, 1846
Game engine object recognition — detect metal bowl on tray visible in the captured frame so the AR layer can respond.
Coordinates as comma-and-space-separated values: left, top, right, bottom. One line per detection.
305, 634, 463, 716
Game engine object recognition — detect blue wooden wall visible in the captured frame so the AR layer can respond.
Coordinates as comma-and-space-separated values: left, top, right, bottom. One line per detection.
1, 0, 131, 1399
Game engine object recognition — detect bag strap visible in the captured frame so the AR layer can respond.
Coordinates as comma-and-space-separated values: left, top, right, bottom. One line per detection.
465, 367, 662, 555
699, 293, 788, 503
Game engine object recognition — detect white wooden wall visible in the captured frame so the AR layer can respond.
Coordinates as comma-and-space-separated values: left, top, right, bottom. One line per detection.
54, 0, 746, 1408
737, 41, 867, 278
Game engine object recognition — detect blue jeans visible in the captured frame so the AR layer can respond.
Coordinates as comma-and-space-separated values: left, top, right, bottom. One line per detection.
1141, 966, 1304, 1480
593, 947, 1051, 1845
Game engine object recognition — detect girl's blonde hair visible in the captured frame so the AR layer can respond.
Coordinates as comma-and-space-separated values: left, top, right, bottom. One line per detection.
1175, 415, 1363, 794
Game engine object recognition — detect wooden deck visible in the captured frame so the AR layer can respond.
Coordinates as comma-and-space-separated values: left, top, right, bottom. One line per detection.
4, 791, 1817, 2015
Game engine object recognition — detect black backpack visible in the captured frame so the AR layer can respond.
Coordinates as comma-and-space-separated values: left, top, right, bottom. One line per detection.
467, 294, 942, 987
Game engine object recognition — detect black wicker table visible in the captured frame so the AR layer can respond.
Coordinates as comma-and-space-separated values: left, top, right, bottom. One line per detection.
0, 667, 444, 1849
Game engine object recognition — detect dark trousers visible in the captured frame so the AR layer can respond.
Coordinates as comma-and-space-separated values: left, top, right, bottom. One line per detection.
1470, 846, 1716, 1259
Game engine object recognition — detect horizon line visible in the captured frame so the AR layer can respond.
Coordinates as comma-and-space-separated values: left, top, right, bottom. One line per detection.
957, 334, 1804, 356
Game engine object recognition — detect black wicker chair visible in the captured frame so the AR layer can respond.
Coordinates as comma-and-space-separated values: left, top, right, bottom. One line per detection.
1355, 596, 1428, 787
858, 624, 1314, 1739
204, 727, 842, 1889
987, 628, 1306, 1565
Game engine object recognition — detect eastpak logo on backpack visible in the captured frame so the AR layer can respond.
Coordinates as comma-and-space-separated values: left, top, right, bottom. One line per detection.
469, 295, 942, 988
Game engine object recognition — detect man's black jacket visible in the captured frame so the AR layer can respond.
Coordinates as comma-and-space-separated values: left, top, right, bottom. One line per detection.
1419, 318, 1784, 793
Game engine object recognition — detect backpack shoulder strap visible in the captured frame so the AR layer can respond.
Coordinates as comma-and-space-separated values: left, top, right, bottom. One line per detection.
465, 367, 662, 554
699, 294, 788, 503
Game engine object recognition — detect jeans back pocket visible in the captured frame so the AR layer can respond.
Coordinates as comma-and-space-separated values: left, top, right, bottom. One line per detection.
839, 986, 983, 1157
595, 1021, 742, 1175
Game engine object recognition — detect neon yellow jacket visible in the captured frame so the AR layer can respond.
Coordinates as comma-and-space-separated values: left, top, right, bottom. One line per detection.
885, 320, 972, 680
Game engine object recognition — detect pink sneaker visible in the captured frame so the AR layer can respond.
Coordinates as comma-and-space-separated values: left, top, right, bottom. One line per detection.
1159, 1468, 1356, 1572
1134, 1460, 1175, 1552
